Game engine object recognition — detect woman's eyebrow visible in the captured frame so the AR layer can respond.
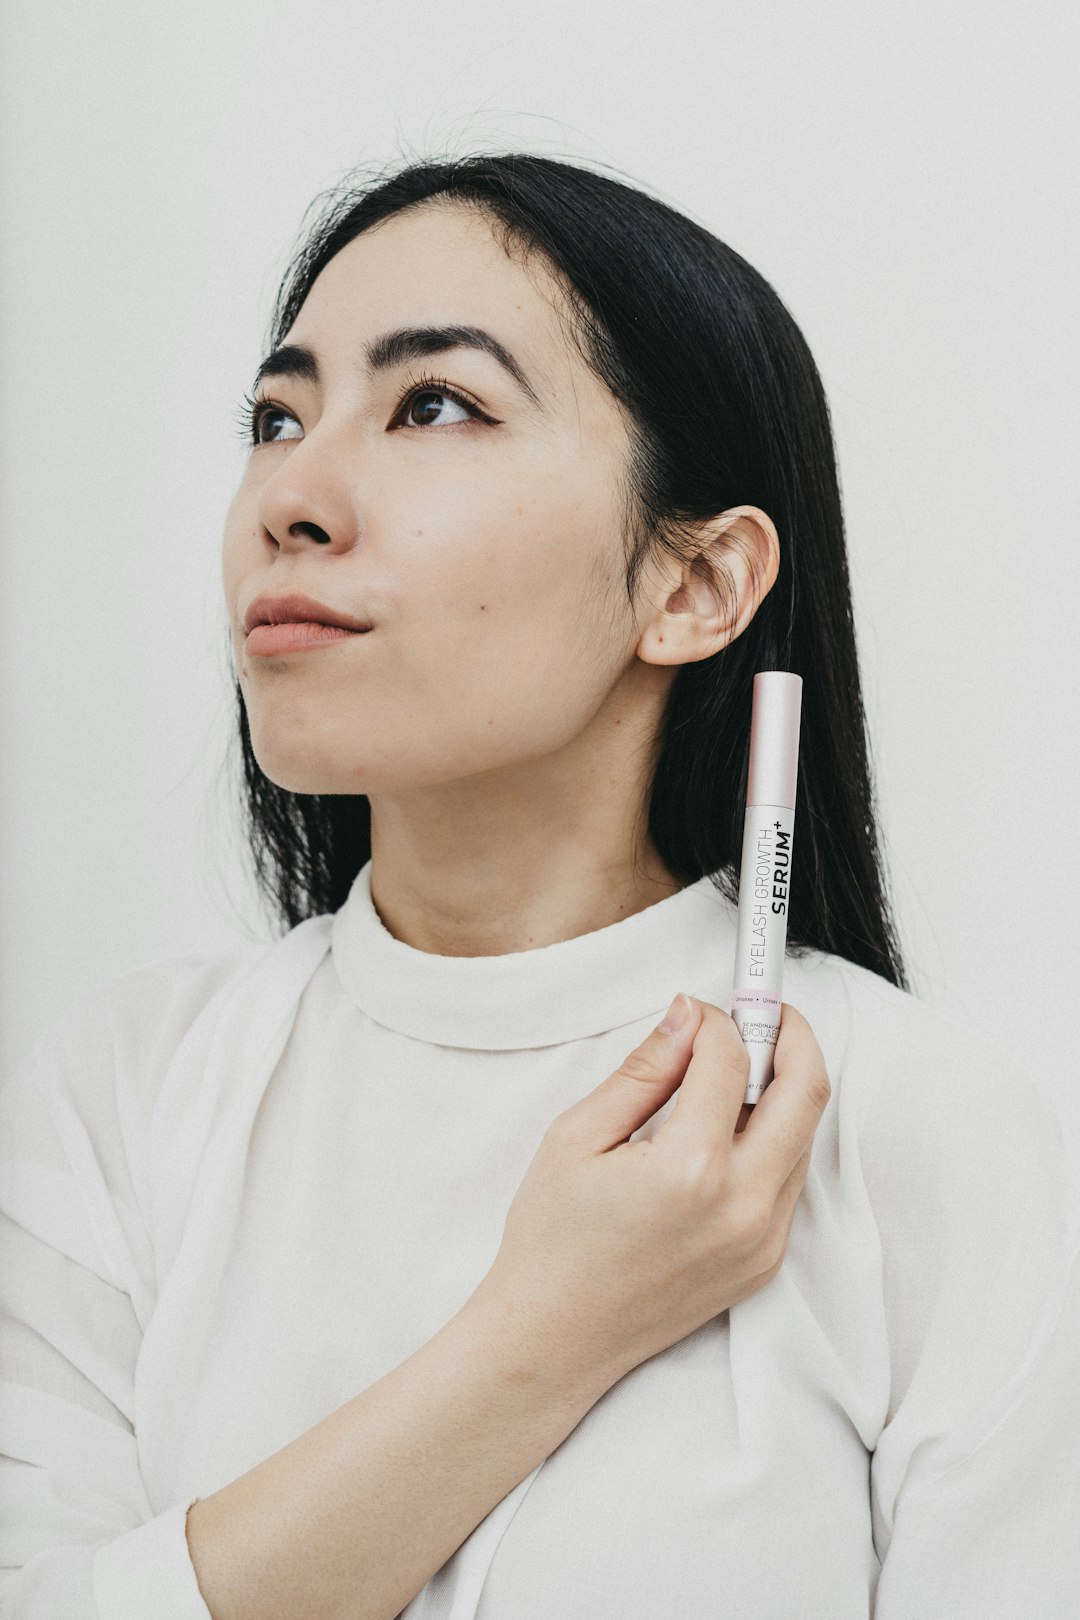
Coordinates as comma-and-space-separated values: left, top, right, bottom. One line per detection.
253, 324, 545, 410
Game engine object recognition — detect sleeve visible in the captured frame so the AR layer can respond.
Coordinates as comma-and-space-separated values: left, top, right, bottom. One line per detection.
847, 972, 1080, 1617
0, 983, 215, 1618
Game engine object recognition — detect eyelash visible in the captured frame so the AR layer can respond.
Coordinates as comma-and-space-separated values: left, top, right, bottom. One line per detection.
231, 372, 484, 445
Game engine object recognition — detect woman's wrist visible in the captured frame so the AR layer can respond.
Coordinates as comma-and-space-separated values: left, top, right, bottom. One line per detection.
461, 1271, 625, 1428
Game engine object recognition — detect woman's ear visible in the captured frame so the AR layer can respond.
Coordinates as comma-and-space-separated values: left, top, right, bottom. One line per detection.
636, 506, 780, 667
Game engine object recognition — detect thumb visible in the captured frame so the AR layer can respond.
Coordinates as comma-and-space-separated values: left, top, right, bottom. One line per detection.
557, 993, 704, 1153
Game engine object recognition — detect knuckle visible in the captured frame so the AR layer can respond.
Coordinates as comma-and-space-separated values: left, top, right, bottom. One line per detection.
544, 1109, 580, 1150
730, 1042, 752, 1080
806, 1066, 833, 1114
617, 1048, 662, 1085
760, 1251, 786, 1286
762, 1223, 789, 1273
745, 1260, 781, 1297
677, 1146, 723, 1202
697, 1003, 752, 1075
729, 1190, 773, 1253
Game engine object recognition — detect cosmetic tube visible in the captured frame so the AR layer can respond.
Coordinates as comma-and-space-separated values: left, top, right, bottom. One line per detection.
731, 671, 803, 1104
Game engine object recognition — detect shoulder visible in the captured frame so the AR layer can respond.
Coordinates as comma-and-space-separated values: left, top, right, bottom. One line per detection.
0, 944, 271, 1304
23, 909, 336, 1121
784, 946, 1075, 1246
1, 923, 337, 1307
6, 941, 271, 1130
784, 944, 1035, 1122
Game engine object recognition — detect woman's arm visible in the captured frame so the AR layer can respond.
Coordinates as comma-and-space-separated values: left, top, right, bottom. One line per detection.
0, 1013, 611, 1620
849, 974, 1080, 1613
184, 1278, 615, 1620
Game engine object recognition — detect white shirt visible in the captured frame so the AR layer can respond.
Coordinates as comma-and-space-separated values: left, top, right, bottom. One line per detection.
2, 864, 1078, 1618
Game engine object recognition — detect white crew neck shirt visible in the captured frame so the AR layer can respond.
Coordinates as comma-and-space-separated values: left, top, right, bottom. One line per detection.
2, 863, 1079, 1618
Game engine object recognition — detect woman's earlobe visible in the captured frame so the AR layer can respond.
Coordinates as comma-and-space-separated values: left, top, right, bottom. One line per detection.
636, 560, 734, 666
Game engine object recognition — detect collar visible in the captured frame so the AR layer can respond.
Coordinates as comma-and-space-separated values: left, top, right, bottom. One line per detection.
330, 861, 737, 1049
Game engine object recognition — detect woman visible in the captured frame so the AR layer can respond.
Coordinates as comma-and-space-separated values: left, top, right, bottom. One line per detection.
2, 152, 1077, 1619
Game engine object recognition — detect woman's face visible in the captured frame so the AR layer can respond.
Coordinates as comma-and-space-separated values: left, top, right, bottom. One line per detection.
222, 200, 665, 798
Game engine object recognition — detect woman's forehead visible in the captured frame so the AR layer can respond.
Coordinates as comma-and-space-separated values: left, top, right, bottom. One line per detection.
291, 204, 577, 388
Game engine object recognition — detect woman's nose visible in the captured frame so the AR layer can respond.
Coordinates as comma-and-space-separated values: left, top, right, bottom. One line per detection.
256, 434, 363, 555
277, 518, 333, 547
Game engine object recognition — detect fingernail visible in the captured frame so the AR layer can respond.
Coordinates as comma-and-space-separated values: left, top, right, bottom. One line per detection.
658, 992, 691, 1033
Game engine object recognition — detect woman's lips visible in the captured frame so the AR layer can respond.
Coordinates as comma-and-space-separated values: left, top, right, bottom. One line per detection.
245, 622, 370, 657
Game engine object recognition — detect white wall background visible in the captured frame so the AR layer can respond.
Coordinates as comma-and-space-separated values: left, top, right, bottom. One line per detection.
1, 2, 1076, 1151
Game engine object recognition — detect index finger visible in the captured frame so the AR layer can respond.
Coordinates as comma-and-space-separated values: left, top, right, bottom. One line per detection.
733, 1001, 832, 1182
652, 999, 755, 1156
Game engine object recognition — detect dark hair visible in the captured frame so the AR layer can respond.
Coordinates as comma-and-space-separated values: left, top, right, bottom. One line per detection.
227, 150, 909, 991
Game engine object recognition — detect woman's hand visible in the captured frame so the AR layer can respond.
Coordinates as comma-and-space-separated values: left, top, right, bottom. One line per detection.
477, 996, 831, 1391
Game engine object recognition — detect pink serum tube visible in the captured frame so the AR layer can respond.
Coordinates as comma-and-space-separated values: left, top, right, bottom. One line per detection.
731, 671, 803, 1103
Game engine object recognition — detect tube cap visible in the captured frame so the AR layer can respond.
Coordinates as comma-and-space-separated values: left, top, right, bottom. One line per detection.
746, 671, 802, 810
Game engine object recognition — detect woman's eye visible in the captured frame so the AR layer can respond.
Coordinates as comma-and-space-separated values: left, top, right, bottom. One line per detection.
237, 377, 482, 448
253, 405, 303, 445
398, 386, 477, 429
